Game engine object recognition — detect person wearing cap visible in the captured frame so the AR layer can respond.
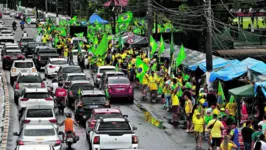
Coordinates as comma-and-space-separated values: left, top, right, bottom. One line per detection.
229, 122, 240, 149
207, 114, 224, 150
193, 112, 205, 149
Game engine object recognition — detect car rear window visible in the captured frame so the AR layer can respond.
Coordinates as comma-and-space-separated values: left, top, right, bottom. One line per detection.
100, 68, 116, 74
0, 39, 14, 43
62, 67, 82, 73
39, 50, 57, 53
24, 129, 55, 136
108, 78, 129, 84
22, 38, 34, 42
14, 62, 33, 68
50, 60, 67, 65
6, 52, 20, 55
1, 31, 11, 34
81, 96, 106, 104
18, 75, 41, 83
94, 113, 122, 119
107, 73, 124, 78
68, 75, 87, 81
70, 83, 93, 91
98, 122, 131, 130
24, 93, 49, 99
28, 43, 40, 48
27, 109, 53, 117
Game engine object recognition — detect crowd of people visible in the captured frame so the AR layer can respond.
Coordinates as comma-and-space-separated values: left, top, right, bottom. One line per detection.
37, 21, 266, 150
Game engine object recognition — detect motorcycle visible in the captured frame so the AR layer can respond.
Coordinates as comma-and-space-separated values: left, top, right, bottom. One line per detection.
150, 90, 158, 103
56, 96, 66, 114
20, 24, 24, 30
13, 25, 17, 31
64, 130, 79, 149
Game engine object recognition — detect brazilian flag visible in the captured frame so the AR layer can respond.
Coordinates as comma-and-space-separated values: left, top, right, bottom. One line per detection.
117, 11, 133, 23
57, 27, 67, 37
134, 19, 145, 28
163, 23, 174, 33
59, 20, 67, 26
136, 57, 149, 83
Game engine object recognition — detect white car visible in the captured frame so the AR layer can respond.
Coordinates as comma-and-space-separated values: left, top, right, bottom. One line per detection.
64, 73, 88, 86
88, 118, 138, 150
29, 16, 37, 24
10, 59, 37, 84
94, 66, 116, 88
18, 88, 54, 111
0, 30, 14, 37
10, 11, 17, 17
19, 105, 58, 130
44, 58, 69, 78
71, 37, 87, 45
15, 144, 54, 150
13, 124, 62, 150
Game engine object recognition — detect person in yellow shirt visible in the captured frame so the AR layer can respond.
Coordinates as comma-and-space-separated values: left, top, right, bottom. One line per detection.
143, 56, 150, 65
141, 74, 149, 99
163, 81, 171, 111
193, 112, 205, 148
207, 114, 224, 149
225, 101, 237, 122
220, 135, 237, 150
171, 91, 179, 126
212, 104, 220, 116
148, 71, 158, 91
184, 93, 193, 132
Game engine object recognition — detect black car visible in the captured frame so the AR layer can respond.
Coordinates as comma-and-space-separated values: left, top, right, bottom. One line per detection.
32, 46, 59, 70
74, 89, 110, 124
1, 49, 25, 69
57, 65, 83, 81
66, 80, 94, 108
18, 37, 35, 49
23, 42, 43, 57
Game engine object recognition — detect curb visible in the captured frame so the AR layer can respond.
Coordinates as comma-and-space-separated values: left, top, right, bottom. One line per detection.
1, 69, 10, 150
134, 100, 165, 129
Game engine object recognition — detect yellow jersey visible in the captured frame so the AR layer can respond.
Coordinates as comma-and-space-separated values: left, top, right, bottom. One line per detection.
185, 99, 192, 114
194, 118, 204, 133
171, 94, 179, 106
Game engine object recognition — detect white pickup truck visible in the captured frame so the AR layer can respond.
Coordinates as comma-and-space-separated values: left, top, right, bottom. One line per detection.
88, 117, 139, 150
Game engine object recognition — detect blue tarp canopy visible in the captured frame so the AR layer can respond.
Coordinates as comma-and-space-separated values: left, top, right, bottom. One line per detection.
89, 13, 108, 24
210, 57, 266, 82
188, 58, 237, 72
254, 81, 266, 98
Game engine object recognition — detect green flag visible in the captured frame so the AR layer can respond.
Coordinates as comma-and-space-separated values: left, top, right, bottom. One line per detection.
182, 72, 190, 81
175, 44, 186, 67
78, 88, 81, 96
150, 35, 158, 57
75, 32, 84, 37
229, 95, 235, 104
54, 34, 59, 47
94, 33, 108, 56
118, 33, 124, 49
59, 20, 67, 26
117, 11, 133, 23
159, 35, 165, 56
136, 57, 149, 83
68, 16, 77, 25
57, 27, 67, 37
218, 81, 225, 102
26, 18, 31, 23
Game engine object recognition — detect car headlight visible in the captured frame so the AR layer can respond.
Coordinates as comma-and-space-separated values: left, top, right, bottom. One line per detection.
11, 68, 16, 72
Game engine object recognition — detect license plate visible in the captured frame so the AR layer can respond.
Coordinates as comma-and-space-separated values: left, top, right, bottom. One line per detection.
67, 138, 73, 142
36, 138, 43, 140
21, 69, 27, 72
89, 105, 98, 108
11, 56, 16, 59
117, 88, 124, 90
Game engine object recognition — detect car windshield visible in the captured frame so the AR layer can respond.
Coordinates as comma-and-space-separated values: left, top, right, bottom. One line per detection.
62, 67, 82, 73
70, 83, 93, 91
50, 60, 67, 65
72, 51, 86, 55
27, 109, 53, 117
68, 75, 87, 81
0, 39, 14, 43
81, 96, 106, 104
24, 93, 49, 99
22, 38, 34, 42
100, 68, 116, 74
94, 113, 122, 120
14, 62, 33, 68
18, 76, 41, 83
24, 129, 55, 136
98, 122, 131, 131
108, 78, 129, 84
6, 52, 20, 55
39, 50, 56, 53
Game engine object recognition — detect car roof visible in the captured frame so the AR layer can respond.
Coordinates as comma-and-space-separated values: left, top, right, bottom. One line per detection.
16, 145, 52, 150
71, 80, 91, 84
82, 89, 104, 95
6, 50, 21, 52
36, 46, 49, 49
66, 73, 86, 76
21, 37, 34, 40
93, 108, 122, 113
99, 66, 116, 69
5, 43, 18, 46
27, 42, 42, 45
1, 30, 11, 32
104, 71, 124, 75
49, 58, 67, 61
100, 118, 127, 122
26, 105, 54, 109
61, 65, 80, 69
25, 88, 48, 93
38, 47, 56, 50
24, 124, 55, 130
19, 72, 39, 76
108, 76, 128, 80
14, 59, 33, 63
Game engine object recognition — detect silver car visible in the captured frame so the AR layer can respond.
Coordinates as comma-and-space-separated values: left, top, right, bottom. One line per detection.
64, 73, 88, 86
19, 105, 58, 130
13, 124, 62, 150
15, 144, 54, 150
14, 72, 46, 104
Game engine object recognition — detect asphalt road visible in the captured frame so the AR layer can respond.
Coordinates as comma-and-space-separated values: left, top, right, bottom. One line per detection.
1, 14, 207, 150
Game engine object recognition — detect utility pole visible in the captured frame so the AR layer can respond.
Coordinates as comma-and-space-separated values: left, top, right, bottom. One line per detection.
45, 0, 48, 18
147, 0, 153, 57
56, 0, 59, 25
205, 0, 213, 89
